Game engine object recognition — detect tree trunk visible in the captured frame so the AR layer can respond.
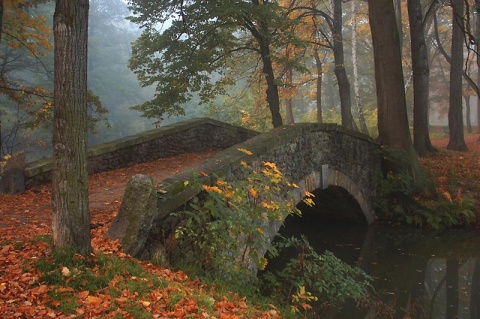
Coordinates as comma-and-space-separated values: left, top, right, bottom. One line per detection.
333, 0, 353, 130
476, 0, 480, 136
465, 94, 472, 133
368, 0, 411, 150
0, 0, 3, 158
52, 0, 92, 254
313, 47, 323, 123
408, 0, 436, 155
260, 42, 283, 128
285, 66, 294, 124
351, 0, 369, 135
447, 0, 468, 151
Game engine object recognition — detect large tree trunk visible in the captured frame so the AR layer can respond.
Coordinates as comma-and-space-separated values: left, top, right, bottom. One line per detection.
368, 0, 411, 150
447, 0, 468, 151
52, 0, 92, 254
333, 0, 353, 130
408, 0, 436, 155
313, 47, 323, 123
351, 0, 369, 135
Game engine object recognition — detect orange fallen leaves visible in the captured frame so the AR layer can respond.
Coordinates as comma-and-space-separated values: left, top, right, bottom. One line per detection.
0, 151, 286, 318
419, 135, 480, 219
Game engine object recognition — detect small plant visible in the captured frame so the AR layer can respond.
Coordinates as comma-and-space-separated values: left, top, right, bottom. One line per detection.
174, 148, 312, 284
374, 146, 476, 229
262, 236, 373, 318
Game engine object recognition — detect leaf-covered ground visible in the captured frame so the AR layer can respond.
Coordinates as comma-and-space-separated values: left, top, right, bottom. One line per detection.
0, 135, 479, 318
0, 151, 281, 318
418, 135, 480, 218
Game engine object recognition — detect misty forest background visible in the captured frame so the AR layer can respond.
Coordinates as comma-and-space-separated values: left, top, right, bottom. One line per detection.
1, 0, 478, 162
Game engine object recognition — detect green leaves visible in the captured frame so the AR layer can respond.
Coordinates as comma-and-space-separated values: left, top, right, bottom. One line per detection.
262, 235, 372, 316
127, 0, 300, 124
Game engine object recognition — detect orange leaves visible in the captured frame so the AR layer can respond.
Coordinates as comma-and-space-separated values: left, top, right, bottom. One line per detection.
419, 135, 480, 218
0, 150, 289, 318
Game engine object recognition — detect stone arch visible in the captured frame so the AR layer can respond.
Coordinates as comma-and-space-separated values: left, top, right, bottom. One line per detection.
291, 167, 375, 225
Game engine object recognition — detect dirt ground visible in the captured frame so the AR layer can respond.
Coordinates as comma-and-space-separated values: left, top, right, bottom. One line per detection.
0, 151, 217, 241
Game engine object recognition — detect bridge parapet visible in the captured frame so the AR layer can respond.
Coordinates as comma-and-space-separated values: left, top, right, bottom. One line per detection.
108, 122, 382, 261
15, 117, 258, 191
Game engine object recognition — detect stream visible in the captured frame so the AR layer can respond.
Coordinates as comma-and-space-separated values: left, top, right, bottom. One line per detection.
267, 214, 480, 319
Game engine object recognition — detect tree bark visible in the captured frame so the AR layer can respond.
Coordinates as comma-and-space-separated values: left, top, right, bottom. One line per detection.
313, 47, 323, 123
0, 0, 3, 158
408, 0, 436, 155
285, 66, 294, 124
351, 0, 369, 135
52, 0, 92, 254
259, 41, 283, 128
333, 0, 353, 130
476, 0, 480, 136
447, 0, 468, 151
464, 94, 472, 133
368, 0, 411, 150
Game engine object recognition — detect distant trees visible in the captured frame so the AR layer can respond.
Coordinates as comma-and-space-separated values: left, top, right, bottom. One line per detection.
0, 0, 53, 158
52, 0, 91, 254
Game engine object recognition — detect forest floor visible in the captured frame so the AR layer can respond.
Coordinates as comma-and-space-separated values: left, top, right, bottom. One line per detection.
0, 134, 479, 318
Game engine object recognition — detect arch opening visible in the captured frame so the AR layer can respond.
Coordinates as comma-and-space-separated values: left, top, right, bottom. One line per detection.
296, 185, 368, 225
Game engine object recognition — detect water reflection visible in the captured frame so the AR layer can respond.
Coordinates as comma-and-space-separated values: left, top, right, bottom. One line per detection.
268, 215, 480, 318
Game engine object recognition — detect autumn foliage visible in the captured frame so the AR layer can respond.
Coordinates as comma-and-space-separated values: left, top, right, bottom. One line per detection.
1, 135, 480, 317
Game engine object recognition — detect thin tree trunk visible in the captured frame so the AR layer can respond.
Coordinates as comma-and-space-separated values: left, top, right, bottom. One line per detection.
260, 42, 283, 128
408, 0, 436, 155
351, 0, 369, 135
313, 47, 323, 123
0, 0, 3, 158
333, 0, 353, 130
285, 66, 294, 124
448, 0, 468, 151
52, 0, 92, 254
465, 94, 472, 133
476, 0, 480, 136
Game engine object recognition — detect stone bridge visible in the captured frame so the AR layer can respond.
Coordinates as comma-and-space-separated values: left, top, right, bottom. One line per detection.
107, 121, 383, 262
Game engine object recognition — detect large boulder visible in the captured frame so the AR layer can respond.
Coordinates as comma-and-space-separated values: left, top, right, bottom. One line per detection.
107, 174, 157, 257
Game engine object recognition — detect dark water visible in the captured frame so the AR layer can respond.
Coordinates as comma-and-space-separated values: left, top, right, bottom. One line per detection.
268, 214, 480, 319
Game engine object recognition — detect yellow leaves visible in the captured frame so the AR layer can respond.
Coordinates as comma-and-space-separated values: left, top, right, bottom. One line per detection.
248, 187, 258, 198
202, 185, 223, 194
4, 0, 53, 56
261, 199, 280, 211
237, 148, 253, 155
61, 266, 70, 277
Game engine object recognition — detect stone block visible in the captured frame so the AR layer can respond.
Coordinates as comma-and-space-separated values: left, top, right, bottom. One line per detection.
106, 174, 158, 257
0, 152, 26, 194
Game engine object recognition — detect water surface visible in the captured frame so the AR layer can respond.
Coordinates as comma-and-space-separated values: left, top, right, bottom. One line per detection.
269, 215, 480, 319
